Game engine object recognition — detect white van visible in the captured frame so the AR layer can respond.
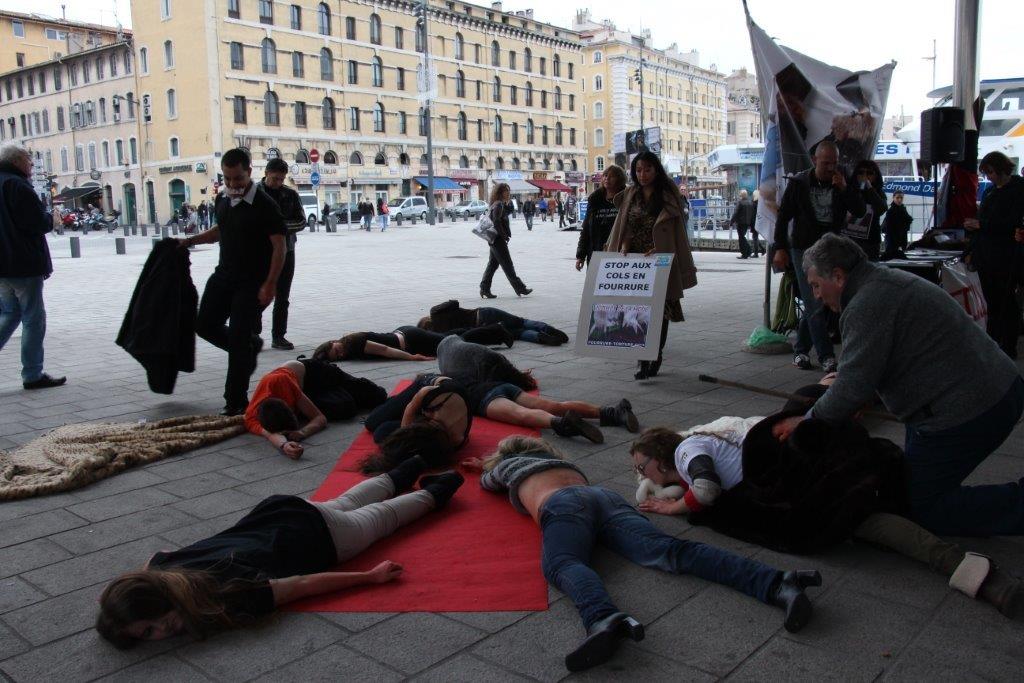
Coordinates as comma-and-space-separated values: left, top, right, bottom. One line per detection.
298, 192, 321, 227
387, 195, 429, 221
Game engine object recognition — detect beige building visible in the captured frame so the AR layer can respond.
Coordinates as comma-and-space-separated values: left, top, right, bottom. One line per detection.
0, 40, 146, 223
573, 10, 726, 190
725, 68, 761, 146
0, 10, 127, 73
123, 0, 587, 222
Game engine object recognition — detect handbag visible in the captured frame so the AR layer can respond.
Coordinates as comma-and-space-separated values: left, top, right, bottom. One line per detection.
472, 214, 498, 244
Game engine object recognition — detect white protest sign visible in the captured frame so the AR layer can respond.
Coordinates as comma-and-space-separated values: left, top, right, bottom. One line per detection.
593, 256, 659, 297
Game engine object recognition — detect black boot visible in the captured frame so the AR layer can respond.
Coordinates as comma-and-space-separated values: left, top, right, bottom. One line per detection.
564, 612, 644, 672
385, 455, 428, 493
770, 570, 821, 633
551, 411, 604, 444
480, 289, 497, 299
536, 331, 563, 346
419, 471, 465, 508
634, 361, 650, 380
461, 323, 514, 349
599, 399, 640, 433
977, 564, 1024, 619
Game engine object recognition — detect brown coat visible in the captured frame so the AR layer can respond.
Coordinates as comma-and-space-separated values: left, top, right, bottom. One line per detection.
604, 186, 698, 303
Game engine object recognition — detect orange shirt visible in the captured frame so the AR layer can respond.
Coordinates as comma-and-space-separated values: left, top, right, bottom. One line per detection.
244, 367, 303, 434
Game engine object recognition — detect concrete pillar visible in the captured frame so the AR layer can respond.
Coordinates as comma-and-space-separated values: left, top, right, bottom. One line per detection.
123, 225, 130, 237
69, 236, 81, 258
141, 224, 148, 237
115, 237, 127, 255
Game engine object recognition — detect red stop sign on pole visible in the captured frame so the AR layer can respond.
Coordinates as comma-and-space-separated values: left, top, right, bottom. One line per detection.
309, 148, 320, 163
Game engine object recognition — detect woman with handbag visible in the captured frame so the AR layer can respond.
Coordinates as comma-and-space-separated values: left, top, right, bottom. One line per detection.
479, 183, 532, 298
605, 151, 698, 380
377, 198, 390, 231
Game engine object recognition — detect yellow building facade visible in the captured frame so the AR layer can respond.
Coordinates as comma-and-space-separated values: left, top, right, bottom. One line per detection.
127, 0, 588, 221
0, 11, 126, 73
574, 11, 726, 190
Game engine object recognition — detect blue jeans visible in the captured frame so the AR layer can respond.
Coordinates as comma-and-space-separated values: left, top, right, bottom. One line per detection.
476, 307, 553, 343
540, 486, 780, 630
904, 376, 1024, 536
790, 248, 834, 360
0, 276, 47, 382
362, 215, 372, 230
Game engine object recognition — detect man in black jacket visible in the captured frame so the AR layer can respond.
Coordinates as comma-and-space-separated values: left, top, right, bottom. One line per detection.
730, 190, 756, 259
0, 143, 66, 390
522, 197, 536, 231
771, 141, 866, 372
256, 158, 305, 351
180, 148, 286, 415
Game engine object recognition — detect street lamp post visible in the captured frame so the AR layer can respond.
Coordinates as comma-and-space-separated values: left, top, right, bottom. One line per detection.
418, 1, 437, 225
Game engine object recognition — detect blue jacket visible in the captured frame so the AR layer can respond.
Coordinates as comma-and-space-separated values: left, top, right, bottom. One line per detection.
0, 162, 52, 278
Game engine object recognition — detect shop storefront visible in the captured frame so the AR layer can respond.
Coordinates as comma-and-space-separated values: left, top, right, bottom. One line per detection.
449, 169, 487, 201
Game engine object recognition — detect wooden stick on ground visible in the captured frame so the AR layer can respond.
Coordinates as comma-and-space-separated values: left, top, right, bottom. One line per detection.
697, 374, 900, 423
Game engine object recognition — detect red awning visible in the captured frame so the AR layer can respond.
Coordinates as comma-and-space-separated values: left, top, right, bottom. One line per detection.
527, 179, 572, 192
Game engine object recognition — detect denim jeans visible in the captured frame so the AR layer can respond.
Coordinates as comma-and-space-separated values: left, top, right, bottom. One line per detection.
476, 307, 552, 343
790, 248, 834, 360
525, 214, 534, 230
0, 276, 47, 382
904, 376, 1024, 536
540, 486, 780, 630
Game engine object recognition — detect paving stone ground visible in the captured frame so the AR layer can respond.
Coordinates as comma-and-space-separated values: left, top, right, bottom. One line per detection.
1, 218, 1022, 682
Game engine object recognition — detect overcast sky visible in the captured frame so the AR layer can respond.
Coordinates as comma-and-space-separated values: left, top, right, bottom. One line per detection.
6, 0, 1019, 122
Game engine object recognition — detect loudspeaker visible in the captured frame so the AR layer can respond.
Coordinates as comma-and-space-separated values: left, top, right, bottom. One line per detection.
920, 107, 964, 165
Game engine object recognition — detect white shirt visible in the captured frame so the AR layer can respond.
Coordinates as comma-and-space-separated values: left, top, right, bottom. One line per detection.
674, 434, 744, 491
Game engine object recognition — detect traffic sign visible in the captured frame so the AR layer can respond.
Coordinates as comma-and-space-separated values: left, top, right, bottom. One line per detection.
309, 148, 320, 163
310, 171, 321, 187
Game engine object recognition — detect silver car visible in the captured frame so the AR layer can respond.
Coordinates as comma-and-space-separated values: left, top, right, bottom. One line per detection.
447, 199, 489, 219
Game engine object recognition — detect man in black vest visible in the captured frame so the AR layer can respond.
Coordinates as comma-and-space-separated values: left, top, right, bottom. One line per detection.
256, 158, 305, 351
181, 148, 286, 415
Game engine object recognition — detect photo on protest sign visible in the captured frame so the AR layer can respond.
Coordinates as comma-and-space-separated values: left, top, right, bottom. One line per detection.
575, 252, 674, 360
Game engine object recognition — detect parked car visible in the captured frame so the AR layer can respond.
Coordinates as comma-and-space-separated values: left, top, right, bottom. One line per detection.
387, 195, 429, 221
445, 199, 488, 219
329, 202, 361, 224
298, 192, 321, 228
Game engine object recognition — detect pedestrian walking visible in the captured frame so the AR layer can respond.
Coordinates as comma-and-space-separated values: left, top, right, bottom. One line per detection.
180, 148, 287, 415
881, 192, 912, 260
523, 196, 536, 231
557, 196, 567, 229
377, 197, 390, 231
321, 201, 330, 226
196, 201, 208, 231
256, 157, 305, 351
730, 189, 756, 259
605, 151, 697, 380
538, 197, 548, 222
0, 143, 66, 390
749, 194, 764, 257
359, 198, 374, 231
547, 197, 557, 222
576, 165, 626, 270
480, 183, 532, 299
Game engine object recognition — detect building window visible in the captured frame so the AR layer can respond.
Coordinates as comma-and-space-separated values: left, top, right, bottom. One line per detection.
454, 33, 464, 60
42, 110, 50, 132
322, 97, 335, 128
539, 57, 546, 75
419, 108, 429, 135
139, 47, 149, 74
348, 106, 360, 131
321, 48, 334, 80
511, 122, 519, 143
459, 155, 469, 169
261, 38, 276, 74
542, 125, 548, 145
396, 67, 405, 90
99, 97, 107, 122
398, 111, 407, 134
541, 90, 547, 108
491, 40, 500, 67
569, 94, 575, 112
233, 95, 246, 123
509, 50, 517, 71
476, 119, 483, 141
374, 152, 386, 165
570, 128, 576, 146
594, 75, 602, 91
290, 4, 301, 29
553, 54, 561, 78
415, 23, 425, 52
457, 112, 467, 140
370, 14, 381, 44
294, 101, 306, 127
230, 42, 243, 69
349, 151, 363, 165
317, 3, 330, 34
164, 40, 174, 68
493, 77, 501, 102
494, 115, 503, 142
169, 137, 179, 157
394, 26, 404, 49
526, 119, 535, 144
372, 57, 383, 87
57, 106, 65, 130
12, 20, 25, 37
228, 0, 240, 18
61, 147, 69, 172
345, 16, 356, 40
258, 0, 273, 24
82, 63, 91, 84
555, 122, 563, 146
373, 103, 385, 132
509, 84, 517, 105
474, 43, 481, 64
75, 144, 84, 171
594, 101, 603, 118
97, 57, 105, 80
263, 90, 279, 125
347, 59, 358, 84
292, 51, 303, 77
455, 70, 465, 98
166, 89, 177, 118
525, 82, 533, 106
594, 128, 604, 147
554, 86, 561, 110
53, 67, 62, 90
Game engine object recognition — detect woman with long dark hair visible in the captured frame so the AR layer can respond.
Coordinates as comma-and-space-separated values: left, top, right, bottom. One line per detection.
95, 457, 463, 648
480, 183, 531, 298
576, 165, 628, 270
312, 323, 513, 363
604, 151, 698, 379
844, 159, 887, 260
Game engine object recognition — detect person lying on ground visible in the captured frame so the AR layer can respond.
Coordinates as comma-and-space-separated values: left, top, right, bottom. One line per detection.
244, 359, 387, 458
312, 324, 513, 363
420, 300, 570, 346
628, 379, 1024, 619
95, 455, 463, 648
465, 436, 821, 673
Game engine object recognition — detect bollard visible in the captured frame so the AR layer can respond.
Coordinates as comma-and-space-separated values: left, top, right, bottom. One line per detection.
115, 237, 126, 255
411, 215, 417, 225
69, 236, 81, 258
107, 224, 115, 234
123, 225, 130, 237
395, 214, 403, 226
172, 224, 179, 236
141, 224, 148, 236
161, 226, 169, 239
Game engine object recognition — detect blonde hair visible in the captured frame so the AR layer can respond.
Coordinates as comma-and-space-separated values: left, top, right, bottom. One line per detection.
481, 435, 566, 471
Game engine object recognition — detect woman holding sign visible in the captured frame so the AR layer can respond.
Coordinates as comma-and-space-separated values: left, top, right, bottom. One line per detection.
605, 151, 697, 380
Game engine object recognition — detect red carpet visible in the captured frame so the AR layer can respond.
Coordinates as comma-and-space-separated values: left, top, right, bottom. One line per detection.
287, 381, 549, 613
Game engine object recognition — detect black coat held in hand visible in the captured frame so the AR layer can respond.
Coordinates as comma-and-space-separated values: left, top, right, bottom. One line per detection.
689, 407, 906, 554
116, 238, 199, 393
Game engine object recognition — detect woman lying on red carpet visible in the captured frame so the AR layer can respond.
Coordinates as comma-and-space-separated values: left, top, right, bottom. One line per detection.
464, 435, 820, 673
96, 456, 462, 648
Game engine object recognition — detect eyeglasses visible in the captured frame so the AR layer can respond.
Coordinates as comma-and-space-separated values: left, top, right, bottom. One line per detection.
633, 455, 653, 476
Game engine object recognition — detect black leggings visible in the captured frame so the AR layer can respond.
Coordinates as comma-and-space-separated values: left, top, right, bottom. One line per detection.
395, 325, 509, 355
300, 359, 387, 420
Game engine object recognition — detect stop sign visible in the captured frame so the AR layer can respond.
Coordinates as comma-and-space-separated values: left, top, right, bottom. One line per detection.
309, 148, 320, 163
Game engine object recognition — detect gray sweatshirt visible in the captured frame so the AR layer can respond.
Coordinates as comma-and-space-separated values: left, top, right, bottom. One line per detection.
480, 453, 588, 515
811, 260, 1020, 430
437, 335, 496, 380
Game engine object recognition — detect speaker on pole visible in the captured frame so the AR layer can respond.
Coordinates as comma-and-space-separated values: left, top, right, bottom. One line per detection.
920, 107, 965, 165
